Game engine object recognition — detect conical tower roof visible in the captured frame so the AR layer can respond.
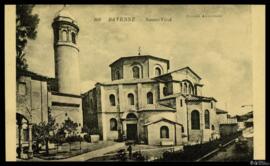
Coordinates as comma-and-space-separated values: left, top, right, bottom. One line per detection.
53, 5, 79, 31
54, 6, 75, 21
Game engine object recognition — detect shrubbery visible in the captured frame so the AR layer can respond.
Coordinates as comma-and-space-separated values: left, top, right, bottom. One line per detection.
84, 134, 91, 142
159, 131, 242, 161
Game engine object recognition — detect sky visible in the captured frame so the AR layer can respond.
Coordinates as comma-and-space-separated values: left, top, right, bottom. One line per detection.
25, 5, 253, 115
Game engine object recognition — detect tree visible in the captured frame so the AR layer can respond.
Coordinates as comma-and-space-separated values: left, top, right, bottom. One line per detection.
62, 117, 78, 136
53, 126, 66, 153
32, 113, 57, 154
61, 117, 79, 152
16, 5, 40, 72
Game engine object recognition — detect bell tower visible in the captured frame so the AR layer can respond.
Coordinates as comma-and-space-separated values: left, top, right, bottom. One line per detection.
52, 6, 81, 95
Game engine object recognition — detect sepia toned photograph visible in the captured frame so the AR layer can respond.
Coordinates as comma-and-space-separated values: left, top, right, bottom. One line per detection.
6, 4, 265, 162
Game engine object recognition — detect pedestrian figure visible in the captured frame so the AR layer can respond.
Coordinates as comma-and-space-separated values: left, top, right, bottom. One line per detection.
127, 144, 132, 159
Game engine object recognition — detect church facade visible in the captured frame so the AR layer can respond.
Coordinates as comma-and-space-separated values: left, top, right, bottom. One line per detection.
82, 55, 220, 146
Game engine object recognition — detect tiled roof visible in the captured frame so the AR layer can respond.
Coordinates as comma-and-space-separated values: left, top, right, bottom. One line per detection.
144, 117, 182, 126
186, 95, 217, 102
54, 6, 75, 20
154, 66, 201, 80
216, 108, 228, 114
97, 78, 156, 85
17, 69, 54, 81
160, 93, 217, 102
109, 55, 170, 69
138, 104, 175, 111
159, 93, 184, 100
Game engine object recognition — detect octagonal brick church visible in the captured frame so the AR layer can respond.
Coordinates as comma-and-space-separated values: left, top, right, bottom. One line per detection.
82, 54, 221, 145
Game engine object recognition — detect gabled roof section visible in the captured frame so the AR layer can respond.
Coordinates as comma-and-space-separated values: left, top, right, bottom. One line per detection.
154, 66, 201, 80
186, 95, 217, 102
216, 108, 228, 114
138, 104, 175, 111
109, 55, 170, 69
159, 92, 184, 101
144, 118, 182, 126
17, 69, 54, 81
159, 93, 217, 102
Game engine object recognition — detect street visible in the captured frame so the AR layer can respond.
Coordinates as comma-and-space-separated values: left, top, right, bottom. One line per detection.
206, 127, 253, 162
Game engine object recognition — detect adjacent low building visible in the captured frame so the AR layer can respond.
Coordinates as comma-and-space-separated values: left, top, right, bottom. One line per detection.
216, 108, 238, 137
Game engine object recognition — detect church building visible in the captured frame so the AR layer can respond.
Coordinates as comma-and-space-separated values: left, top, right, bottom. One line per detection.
15, 6, 223, 160
82, 55, 220, 146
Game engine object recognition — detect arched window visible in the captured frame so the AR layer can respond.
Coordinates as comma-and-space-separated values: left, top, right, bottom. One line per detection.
160, 126, 169, 138
205, 110, 210, 129
126, 113, 137, 120
183, 83, 187, 94
110, 118, 117, 131
61, 30, 67, 41
211, 125, 215, 130
163, 87, 167, 96
189, 84, 193, 94
155, 67, 162, 76
109, 94, 116, 106
147, 92, 153, 104
71, 32, 76, 44
128, 93, 134, 105
191, 110, 200, 130
132, 66, 140, 79
115, 70, 120, 80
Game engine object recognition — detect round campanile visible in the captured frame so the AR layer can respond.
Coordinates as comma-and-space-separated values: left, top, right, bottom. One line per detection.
52, 7, 81, 95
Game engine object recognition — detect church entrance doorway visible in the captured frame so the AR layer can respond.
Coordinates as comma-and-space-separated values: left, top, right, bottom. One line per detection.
126, 124, 137, 140
125, 113, 138, 141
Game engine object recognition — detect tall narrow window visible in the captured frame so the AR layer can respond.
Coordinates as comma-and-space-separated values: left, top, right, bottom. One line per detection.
61, 30, 67, 41
71, 32, 76, 44
128, 93, 134, 105
211, 102, 213, 109
180, 99, 183, 107
183, 83, 187, 94
132, 66, 140, 79
160, 126, 169, 138
155, 67, 162, 76
109, 94, 116, 106
181, 126, 184, 133
205, 110, 210, 129
163, 87, 167, 96
191, 110, 200, 130
147, 92, 153, 104
115, 70, 120, 80
110, 118, 117, 131
189, 84, 193, 94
